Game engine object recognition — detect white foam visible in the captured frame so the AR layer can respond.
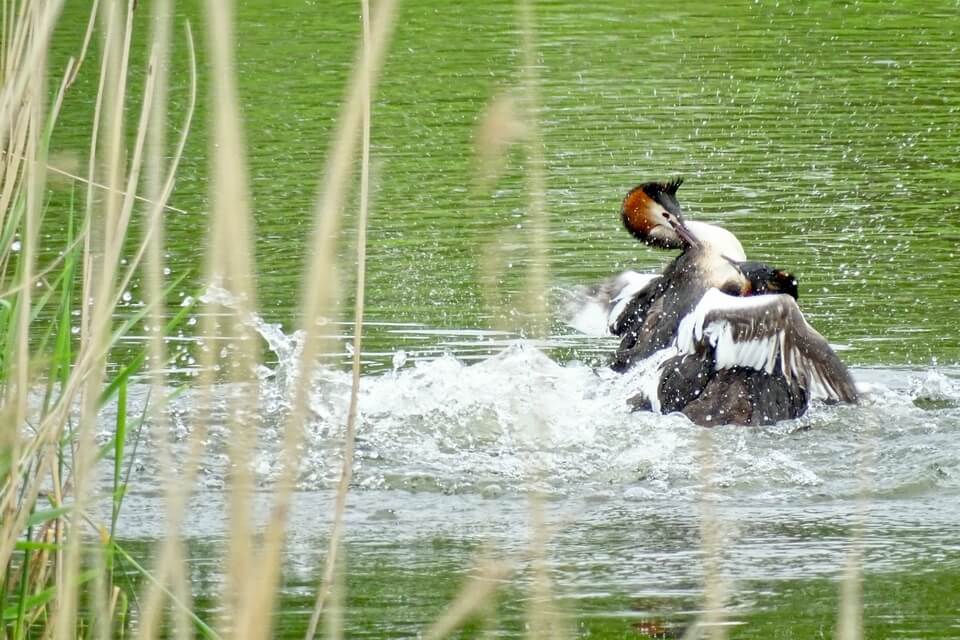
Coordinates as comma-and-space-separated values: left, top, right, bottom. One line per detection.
152, 290, 958, 501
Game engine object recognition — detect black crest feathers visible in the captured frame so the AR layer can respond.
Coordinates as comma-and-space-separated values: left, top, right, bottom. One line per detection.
640, 177, 684, 205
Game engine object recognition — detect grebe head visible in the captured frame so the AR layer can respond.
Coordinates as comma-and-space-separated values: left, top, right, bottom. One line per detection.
736, 261, 799, 299
620, 178, 700, 250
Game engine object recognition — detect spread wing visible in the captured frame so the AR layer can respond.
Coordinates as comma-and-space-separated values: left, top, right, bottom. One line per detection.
676, 288, 858, 403
564, 271, 659, 337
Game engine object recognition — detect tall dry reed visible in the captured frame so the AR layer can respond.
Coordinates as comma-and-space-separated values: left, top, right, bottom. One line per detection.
304, 0, 397, 636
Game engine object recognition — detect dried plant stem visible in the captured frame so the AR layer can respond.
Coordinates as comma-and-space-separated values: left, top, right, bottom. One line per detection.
518, 0, 548, 336
8, 1, 43, 508
303, 1, 378, 636
837, 419, 875, 640
135, 10, 203, 640
837, 545, 863, 640
682, 429, 728, 640
57, 0, 142, 636
0, 152, 190, 215
199, 0, 262, 637
9, 0, 48, 573
0, 0, 64, 576
0, 0, 63, 150
423, 560, 512, 640
515, 2, 561, 638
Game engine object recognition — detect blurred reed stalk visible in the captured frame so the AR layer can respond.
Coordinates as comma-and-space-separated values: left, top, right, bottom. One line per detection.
836, 416, 876, 640
196, 0, 272, 637
59, 0, 144, 634
471, 1, 564, 636
682, 429, 729, 640
133, 2, 201, 637
304, 1, 397, 636
517, 0, 548, 338
423, 559, 512, 640
517, 2, 567, 638
305, 0, 373, 636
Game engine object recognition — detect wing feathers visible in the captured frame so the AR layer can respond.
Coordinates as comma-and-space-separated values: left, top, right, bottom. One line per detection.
564, 270, 659, 337
679, 289, 857, 403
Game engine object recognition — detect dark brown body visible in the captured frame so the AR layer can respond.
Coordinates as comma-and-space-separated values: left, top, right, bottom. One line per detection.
610, 252, 711, 371
628, 354, 809, 426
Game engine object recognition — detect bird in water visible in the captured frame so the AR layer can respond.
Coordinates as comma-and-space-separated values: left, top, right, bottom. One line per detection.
568, 178, 857, 426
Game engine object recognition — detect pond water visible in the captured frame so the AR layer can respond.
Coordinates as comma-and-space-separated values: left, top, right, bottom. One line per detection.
47, 0, 960, 636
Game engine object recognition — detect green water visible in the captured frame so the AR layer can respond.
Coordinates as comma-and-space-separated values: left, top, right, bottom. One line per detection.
112, 488, 960, 639
49, 0, 960, 368
45, 0, 960, 637
163, 541, 957, 639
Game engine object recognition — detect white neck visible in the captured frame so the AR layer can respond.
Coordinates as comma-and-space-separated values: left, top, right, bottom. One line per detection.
686, 220, 746, 261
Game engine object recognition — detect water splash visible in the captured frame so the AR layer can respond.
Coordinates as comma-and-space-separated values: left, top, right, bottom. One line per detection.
145, 289, 960, 503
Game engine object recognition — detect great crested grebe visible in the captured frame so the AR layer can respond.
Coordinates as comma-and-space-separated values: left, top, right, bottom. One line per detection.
569, 178, 857, 426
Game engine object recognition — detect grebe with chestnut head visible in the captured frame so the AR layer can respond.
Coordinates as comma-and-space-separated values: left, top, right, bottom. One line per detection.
568, 178, 857, 426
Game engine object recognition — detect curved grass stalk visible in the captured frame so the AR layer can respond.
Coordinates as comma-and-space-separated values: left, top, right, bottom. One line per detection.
303, 1, 375, 636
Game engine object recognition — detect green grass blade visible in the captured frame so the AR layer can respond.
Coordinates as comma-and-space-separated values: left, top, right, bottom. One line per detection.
13, 541, 60, 552
2, 569, 97, 622
110, 542, 221, 640
111, 378, 127, 536
97, 270, 194, 409
25, 507, 69, 528
13, 526, 32, 639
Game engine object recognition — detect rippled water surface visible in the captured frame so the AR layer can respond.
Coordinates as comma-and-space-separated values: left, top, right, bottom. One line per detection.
49, 0, 960, 636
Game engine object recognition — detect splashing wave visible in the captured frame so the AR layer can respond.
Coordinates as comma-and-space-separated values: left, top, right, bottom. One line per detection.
138, 302, 960, 504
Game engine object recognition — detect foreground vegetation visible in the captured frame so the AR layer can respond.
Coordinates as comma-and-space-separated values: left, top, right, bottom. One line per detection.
1, 0, 375, 635
1, 0, 552, 636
